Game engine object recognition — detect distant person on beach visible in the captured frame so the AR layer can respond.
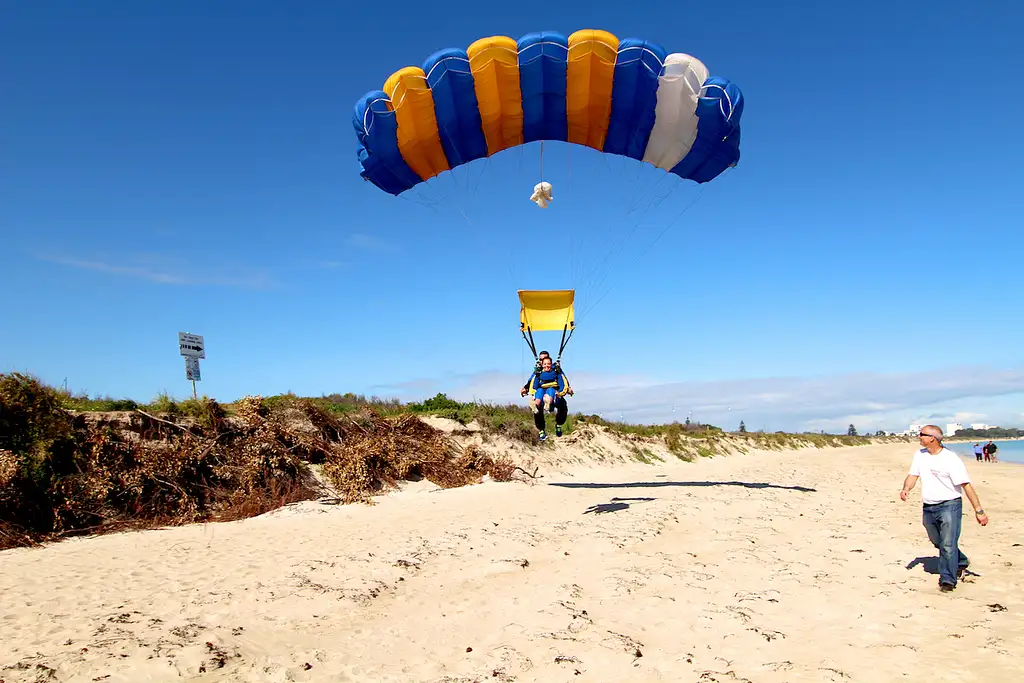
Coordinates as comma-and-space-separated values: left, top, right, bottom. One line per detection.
987, 441, 998, 463
973, 443, 983, 461
520, 351, 572, 440
899, 425, 989, 592
982, 441, 994, 462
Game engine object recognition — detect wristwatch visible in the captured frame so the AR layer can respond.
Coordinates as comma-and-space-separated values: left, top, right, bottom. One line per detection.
975, 508, 985, 514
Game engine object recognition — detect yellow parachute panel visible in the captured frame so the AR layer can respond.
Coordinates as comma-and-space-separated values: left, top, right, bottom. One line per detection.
566, 29, 619, 151
519, 289, 575, 331
383, 66, 450, 181
467, 35, 524, 156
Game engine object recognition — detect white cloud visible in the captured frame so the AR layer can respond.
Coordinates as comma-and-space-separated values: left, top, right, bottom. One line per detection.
38, 254, 274, 289
374, 364, 1024, 433
948, 412, 987, 422
344, 233, 392, 252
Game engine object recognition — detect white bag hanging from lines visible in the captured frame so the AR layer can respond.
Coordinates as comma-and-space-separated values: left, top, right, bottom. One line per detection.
530, 181, 553, 208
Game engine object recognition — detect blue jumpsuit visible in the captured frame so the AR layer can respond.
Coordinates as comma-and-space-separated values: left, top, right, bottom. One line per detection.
525, 369, 566, 403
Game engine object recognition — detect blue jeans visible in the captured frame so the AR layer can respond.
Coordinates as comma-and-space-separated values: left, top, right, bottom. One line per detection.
922, 497, 969, 586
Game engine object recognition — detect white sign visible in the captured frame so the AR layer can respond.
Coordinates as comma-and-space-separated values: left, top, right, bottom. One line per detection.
185, 356, 201, 382
178, 332, 205, 359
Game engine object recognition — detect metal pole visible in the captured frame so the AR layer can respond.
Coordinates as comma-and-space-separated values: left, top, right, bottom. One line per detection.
192, 380, 197, 401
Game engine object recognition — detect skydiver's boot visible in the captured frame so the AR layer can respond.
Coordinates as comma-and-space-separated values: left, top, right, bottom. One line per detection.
555, 425, 562, 437
538, 430, 547, 441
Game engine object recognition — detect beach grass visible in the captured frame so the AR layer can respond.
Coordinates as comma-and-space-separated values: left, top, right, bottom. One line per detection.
2, 372, 907, 550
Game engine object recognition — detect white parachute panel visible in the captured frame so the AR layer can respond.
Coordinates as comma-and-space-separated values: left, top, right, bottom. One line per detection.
642, 53, 709, 171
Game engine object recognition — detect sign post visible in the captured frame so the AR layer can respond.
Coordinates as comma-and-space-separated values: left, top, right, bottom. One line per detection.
184, 357, 201, 398
178, 332, 205, 400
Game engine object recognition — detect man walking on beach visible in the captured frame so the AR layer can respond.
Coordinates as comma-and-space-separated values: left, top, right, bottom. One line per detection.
900, 424, 989, 592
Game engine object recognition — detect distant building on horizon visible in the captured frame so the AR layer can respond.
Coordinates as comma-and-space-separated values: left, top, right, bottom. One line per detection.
893, 423, 922, 437
895, 421, 1000, 437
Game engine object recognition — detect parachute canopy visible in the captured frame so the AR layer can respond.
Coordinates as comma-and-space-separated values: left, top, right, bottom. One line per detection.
519, 289, 575, 332
353, 29, 743, 195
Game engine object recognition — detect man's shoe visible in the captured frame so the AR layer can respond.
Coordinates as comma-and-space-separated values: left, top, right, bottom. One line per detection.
939, 582, 955, 592
555, 425, 562, 437
538, 431, 547, 442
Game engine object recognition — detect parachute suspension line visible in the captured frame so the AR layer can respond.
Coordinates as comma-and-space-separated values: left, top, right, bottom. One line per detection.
629, 166, 733, 269
462, 153, 490, 198
517, 142, 524, 184
442, 163, 476, 233
450, 166, 512, 294
439, 122, 466, 197
530, 139, 553, 208
619, 121, 664, 219
512, 144, 528, 288
567, 142, 580, 287
577, 172, 666, 298
396, 189, 438, 212
581, 149, 628, 288
582, 179, 683, 312
578, 115, 681, 306
521, 324, 538, 358
625, 169, 669, 218
556, 324, 575, 365
415, 171, 450, 212
578, 178, 714, 322
445, 161, 520, 297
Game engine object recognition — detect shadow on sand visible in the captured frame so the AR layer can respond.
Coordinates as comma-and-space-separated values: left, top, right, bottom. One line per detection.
549, 480, 817, 493
583, 497, 656, 515
906, 556, 940, 575
906, 556, 978, 578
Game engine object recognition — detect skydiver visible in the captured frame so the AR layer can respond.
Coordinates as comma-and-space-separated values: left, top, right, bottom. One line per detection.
521, 354, 572, 440
522, 350, 574, 396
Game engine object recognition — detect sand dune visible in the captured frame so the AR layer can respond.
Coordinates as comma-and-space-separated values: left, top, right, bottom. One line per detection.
2, 440, 1021, 682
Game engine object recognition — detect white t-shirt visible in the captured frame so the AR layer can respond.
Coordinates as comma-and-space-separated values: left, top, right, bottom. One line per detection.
909, 447, 971, 504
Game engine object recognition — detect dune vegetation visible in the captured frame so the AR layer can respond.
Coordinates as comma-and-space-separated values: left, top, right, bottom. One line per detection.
1, 372, 903, 550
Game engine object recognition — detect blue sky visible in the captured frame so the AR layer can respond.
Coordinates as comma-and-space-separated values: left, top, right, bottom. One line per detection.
2, 1, 1022, 433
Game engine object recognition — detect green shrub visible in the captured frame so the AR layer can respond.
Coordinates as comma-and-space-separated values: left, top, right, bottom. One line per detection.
0, 373, 83, 535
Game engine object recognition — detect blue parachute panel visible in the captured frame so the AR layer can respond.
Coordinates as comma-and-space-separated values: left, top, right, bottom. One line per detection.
604, 38, 665, 160
353, 91, 422, 195
670, 77, 744, 183
423, 48, 488, 167
517, 31, 568, 143
355, 142, 405, 196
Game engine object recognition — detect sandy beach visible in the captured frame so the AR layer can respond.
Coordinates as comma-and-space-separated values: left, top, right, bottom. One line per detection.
2, 440, 1021, 683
